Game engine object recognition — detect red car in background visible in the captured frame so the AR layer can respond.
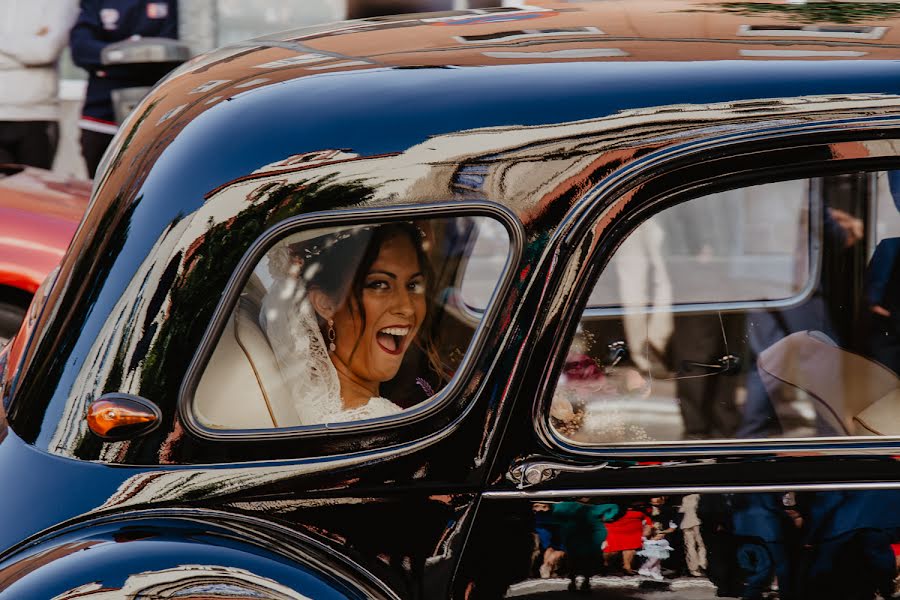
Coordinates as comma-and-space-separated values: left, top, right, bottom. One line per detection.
0, 165, 90, 345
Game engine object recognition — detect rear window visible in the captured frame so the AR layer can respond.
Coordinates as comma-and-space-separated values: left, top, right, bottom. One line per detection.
191, 215, 512, 431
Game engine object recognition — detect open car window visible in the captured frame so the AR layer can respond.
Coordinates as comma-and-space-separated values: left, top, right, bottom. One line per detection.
551, 170, 900, 446
192, 215, 511, 431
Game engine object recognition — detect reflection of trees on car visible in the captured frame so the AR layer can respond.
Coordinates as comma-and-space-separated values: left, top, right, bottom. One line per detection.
689, 1, 900, 23
139, 177, 376, 428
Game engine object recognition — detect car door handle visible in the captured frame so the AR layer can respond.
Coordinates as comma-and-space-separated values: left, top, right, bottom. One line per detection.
507, 460, 613, 489
681, 354, 741, 375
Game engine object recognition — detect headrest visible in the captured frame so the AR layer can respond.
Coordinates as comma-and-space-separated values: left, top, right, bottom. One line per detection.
758, 331, 900, 435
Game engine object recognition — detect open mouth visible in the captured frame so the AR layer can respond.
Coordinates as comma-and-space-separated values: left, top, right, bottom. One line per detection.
376, 326, 410, 355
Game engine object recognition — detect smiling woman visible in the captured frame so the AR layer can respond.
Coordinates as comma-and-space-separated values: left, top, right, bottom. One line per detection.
269, 223, 436, 424
192, 215, 511, 431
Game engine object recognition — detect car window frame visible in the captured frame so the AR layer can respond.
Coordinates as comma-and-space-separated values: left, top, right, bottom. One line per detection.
530, 125, 900, 458
178, 201, 524, 442
581, 179, 825, 317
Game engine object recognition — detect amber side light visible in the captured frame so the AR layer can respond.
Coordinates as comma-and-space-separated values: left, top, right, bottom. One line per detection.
86, 396, 160, 439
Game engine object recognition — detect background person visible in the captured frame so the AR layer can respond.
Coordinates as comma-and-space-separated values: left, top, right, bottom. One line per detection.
604, 501, 652, 575
554, 499, 621, 592
0, 0, 79, 168
69, 0, 178, 177
679, 493, 708, 577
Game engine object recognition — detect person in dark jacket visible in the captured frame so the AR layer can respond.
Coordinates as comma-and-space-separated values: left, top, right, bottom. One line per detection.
803, 490, 900, 600
69, 0, 177, 177
863, 172, 900, 374
731, 493, 801, 600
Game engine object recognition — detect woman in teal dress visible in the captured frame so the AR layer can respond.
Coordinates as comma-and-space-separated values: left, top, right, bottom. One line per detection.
553, 499, 622, 592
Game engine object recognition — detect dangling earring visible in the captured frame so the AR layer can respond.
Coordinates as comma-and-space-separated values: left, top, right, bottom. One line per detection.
327, 319, 336, 352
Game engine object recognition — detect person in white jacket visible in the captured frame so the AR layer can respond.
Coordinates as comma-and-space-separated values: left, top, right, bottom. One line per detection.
0, 0, 79, 169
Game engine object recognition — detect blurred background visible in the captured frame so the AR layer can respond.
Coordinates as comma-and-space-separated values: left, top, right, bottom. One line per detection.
53, 0, 508, 178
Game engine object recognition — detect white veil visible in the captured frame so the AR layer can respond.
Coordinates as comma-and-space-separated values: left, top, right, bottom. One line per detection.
262, 244, 343, 425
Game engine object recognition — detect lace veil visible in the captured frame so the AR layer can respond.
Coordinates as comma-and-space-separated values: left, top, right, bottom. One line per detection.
262, 244, 344, 425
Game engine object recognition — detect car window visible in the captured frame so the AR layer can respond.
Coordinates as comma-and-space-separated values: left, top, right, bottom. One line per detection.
588, 180, 813, 309
192, 215, 510, 431
551, 170, 900, 446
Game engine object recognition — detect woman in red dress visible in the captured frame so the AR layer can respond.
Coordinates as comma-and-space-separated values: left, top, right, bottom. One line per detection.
604, 503, 652, 574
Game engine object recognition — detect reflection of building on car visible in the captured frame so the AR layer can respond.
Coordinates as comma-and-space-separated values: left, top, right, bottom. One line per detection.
4, 2, 900, 599
0, 164, 89, 345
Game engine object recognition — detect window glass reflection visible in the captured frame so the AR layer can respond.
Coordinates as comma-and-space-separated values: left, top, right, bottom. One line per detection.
500, 490, 900, 599
194, 216, 509, 430
553, 170, 900, 444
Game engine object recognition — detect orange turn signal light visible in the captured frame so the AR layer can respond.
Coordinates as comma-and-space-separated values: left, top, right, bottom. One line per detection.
86, 395, 160, 440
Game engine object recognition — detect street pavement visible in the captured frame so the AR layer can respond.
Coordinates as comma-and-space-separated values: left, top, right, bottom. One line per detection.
507, 575, 730, 599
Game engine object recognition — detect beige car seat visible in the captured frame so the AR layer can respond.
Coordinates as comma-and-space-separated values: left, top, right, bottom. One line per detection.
758, 330, 900, 436
194, 276, 298, 429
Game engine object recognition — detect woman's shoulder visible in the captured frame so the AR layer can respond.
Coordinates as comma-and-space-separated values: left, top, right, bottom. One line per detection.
332, 397, 403, 422
366, 396, 404, 416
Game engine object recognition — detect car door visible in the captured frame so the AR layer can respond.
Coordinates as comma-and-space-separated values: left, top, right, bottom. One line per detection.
457, 128, 900, 599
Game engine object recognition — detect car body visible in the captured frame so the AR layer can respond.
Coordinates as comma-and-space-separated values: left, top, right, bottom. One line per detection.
0, 165, 91, 345
2, 1, 900, 598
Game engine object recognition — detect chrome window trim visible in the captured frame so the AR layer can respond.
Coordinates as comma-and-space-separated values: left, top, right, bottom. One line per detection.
178, 201, 524, 442
530, 118, 900, 458
483, 481, 900, 499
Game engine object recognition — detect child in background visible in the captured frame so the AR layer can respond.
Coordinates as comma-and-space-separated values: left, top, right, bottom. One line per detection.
638, 496, 678, 581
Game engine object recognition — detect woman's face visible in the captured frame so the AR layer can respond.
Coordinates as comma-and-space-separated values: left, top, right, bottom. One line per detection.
330, 233, 427, 390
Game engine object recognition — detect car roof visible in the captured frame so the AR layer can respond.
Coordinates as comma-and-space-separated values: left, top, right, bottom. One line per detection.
222, 0, 900, 69
12, 1, 900, 460
89, 1, 900, 220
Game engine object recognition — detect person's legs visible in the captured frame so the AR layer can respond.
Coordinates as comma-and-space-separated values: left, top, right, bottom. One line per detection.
639, 557, 663, 580
0, 123, 17, 164
854, 529, 896, 600
80, 129, 115, 178
16, 121, 57, 169
622, 549, 636, 572
684, 526, 703, 575
736, 542, 773, 600
804, 536, 849, 600
766, 542, 795, 600
0, 121, 57, 168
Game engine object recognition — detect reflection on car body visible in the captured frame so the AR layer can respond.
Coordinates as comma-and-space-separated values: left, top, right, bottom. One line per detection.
2, 1, 900, 599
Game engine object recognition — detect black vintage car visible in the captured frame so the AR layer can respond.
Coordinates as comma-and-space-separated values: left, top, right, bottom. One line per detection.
3, 1, 900, 598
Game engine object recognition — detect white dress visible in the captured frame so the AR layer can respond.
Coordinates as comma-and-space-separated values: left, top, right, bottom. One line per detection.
326, 397, 403, 423
262, 246, 403, 425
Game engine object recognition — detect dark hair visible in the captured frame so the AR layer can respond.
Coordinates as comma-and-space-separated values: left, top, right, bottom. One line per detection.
290, 222, 446, 387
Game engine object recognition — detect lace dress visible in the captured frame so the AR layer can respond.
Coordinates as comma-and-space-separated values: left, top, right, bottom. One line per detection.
327, 397, 403, 423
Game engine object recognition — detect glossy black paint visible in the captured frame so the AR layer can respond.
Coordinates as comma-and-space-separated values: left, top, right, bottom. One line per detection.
0, 510, 389, 598
1, 2, 900, 598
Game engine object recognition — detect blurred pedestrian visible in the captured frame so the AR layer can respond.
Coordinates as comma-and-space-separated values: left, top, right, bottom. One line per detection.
679, 493, 708, 576
604, 501, 652, 574
731, 492, 799, 600
532, 502, 566, 578
638, 496, 679, 580
0, 0, 79, 168
70, 0, 178, 177
699, 494, 743, 597
554, 499, 621, 592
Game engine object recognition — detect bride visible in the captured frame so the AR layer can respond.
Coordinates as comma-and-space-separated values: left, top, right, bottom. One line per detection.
262, 223, 441, 425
